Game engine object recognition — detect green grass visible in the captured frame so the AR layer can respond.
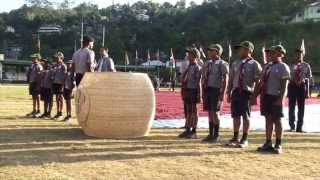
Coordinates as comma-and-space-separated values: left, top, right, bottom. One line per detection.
0, 85, 320, 180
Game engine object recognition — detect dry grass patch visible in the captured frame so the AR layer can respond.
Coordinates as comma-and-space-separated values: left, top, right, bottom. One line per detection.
0, 85, 320, 180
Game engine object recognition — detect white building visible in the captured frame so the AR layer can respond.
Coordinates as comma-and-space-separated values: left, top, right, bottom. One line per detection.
291, 2, 320, 23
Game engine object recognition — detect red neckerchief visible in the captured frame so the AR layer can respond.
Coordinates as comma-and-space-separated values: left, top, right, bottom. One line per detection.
262, 60, 280, 94
295, 62, 302, 85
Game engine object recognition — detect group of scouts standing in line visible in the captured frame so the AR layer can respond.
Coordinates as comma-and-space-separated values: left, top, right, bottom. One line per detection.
180, 41, 313, 154
26, 36, 116, 121
26, 34, 313, 154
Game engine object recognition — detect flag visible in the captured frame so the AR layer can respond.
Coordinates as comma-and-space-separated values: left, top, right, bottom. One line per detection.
125, 51, 129, 65
170, 48, 175, 68
228, 43, 232, 59
262, 42, 267, 64
147, 49, 151, 61
37, 34, 41, 53
301, 39, 306, 55
135, 50, 138, 60
156, 49, 160, 60
199, 46, 206, 59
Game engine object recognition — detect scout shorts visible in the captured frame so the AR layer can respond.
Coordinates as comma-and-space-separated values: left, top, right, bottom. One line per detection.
231, 88, 251, 119
41, 88, 53, 102
183, 88, 199, 104
203, 87, 221, 112
53, 83, 64, 95
29, 82, 40, 96
63, 89, 73, 100
261, 94, 283, 118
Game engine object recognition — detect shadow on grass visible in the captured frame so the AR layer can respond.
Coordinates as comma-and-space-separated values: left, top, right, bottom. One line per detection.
0, 127, 319, 167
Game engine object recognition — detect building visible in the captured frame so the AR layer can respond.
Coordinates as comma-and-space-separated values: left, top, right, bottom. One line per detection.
0, 59, 31, 82
291, 1, 320, 23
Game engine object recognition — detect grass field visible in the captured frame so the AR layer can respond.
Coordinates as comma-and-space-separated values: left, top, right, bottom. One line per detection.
0, 85, 320, 180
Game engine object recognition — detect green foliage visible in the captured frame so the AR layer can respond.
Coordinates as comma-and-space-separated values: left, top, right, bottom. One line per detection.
0, 0, 319, 71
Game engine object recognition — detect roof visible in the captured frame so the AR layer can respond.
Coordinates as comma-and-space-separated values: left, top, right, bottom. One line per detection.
0, 59, 32, 66
308, 2, 320, 7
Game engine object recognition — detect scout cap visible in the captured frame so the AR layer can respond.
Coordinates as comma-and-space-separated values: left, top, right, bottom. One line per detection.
30, 53, 41, 59
83, 35, 94, 43
207, 44, 223, 55
186, 47, 200, 58
235, 41, 254, 52
271, 45, 286, 55
53, 52, 64, 59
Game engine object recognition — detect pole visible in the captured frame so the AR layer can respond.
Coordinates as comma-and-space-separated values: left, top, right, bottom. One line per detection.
102, 26, 105, 47
80, 17, 84, 48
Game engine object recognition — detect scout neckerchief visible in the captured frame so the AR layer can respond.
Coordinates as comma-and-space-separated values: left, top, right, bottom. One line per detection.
237, 58, 252, 90
295, 62, 302, 86
182, 62, 196, 88
262, 60, 280, 94
204, 60, 213, 88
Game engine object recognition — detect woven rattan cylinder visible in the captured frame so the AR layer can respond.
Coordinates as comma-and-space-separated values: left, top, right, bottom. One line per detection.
75, 72, 155, 139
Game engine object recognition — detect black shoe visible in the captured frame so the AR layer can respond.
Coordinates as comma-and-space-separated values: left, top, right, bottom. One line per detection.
296, 129, 306, 133
187, 132, 198, 139
226, 137, 240, 146
238, 139, 249, 148
257, 142, 274, 152
26, 111, 36, 117
211, 135, 220, 143
273, 144, 283, 154
202, 135, 214, 143
62, 115, 71, 122
38, 113, 47, 118
178, 130, 190, 138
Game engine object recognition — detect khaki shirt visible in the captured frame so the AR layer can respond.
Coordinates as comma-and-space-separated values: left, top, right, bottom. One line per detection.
183, 63, 202, 89
28, 63, 43, 83
53, 63, 67, 85
228, 58, 262, 93
72, 48, 95, 74
265, 62, 291, 96
290, 62, 313, 85
202, 59, 229, 89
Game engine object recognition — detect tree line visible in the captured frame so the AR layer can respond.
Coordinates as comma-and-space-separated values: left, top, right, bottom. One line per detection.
0, 0, 319, 69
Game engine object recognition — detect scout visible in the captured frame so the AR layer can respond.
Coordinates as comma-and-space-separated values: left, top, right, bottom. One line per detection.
39, 59, 53, 119
52, 52, 67, 119
288, 48, 313, 132
26, 53, 43, 118
226, 41, 262, 148
62, 61, 75, 122
96, 47, 116, 72
179, 47, 202, 139
255, 45, 290, 154
202, 44, 229, 143
72, 36, 95, 86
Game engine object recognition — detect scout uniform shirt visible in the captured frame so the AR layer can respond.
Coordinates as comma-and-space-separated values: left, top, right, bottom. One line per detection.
53, 63, 67, 85
97, 55, 116, 72
28, 63, 43, 83
64, 72, 75, 90
264, 61, 291, 96
203, 59, 229, 89
72, 47, 95, 74
289, 62, 313, 86
182, 63, 202, 89
229, 58, 262, 93
41, 67, 54, 89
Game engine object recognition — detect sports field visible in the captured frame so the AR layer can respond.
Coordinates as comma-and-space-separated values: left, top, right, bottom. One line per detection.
0, 85, 320, 180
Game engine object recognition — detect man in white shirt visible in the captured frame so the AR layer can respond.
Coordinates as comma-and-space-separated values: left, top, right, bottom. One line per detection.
72, 36, 95, 86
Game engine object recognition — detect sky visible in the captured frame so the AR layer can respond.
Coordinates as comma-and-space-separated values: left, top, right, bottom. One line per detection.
0, 0, 202, 13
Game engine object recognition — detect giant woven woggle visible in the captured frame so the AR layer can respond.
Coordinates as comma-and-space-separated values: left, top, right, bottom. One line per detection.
75, 72, 155, 138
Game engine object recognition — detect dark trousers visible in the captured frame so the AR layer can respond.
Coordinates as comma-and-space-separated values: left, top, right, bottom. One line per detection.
288, 84, 306, 130
75, 73, 84, 86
